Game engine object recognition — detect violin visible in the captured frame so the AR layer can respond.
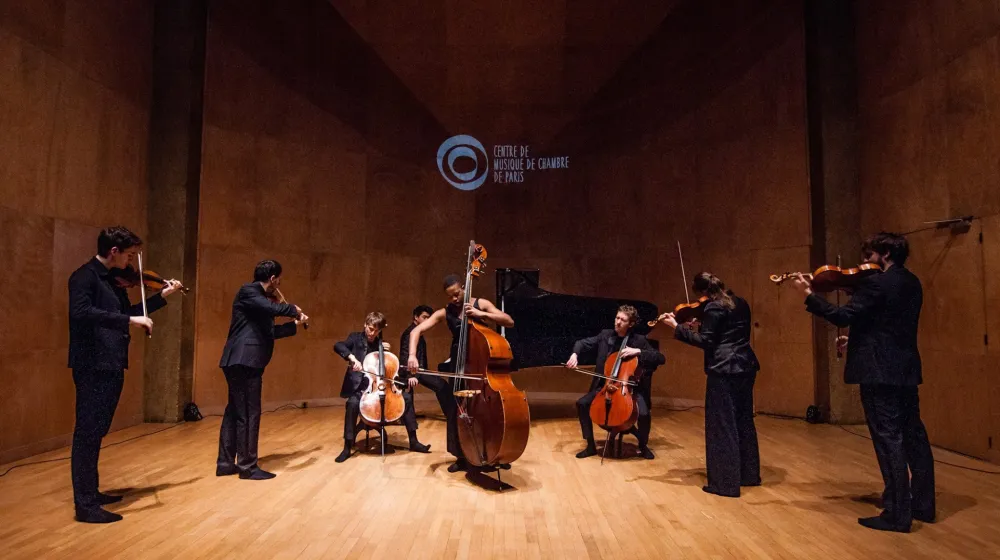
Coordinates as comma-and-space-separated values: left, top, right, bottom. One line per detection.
588, 337, 639, 444
110, 265, 189, 294
769, 263, 882, 292
648, 296, 709, 327
452, 241, 530, 471
359, 332, 406, 429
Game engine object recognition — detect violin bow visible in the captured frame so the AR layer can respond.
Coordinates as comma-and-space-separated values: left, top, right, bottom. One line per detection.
137, 251, 150, 338
273, 287, 309, 330
678, 241, 690, 304
835, 254, 843, 360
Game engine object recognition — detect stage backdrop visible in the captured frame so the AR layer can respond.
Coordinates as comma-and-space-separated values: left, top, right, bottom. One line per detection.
0, 0, 154, 464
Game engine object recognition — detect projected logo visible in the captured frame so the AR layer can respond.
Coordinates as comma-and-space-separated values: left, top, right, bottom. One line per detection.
436, 135, 490, 191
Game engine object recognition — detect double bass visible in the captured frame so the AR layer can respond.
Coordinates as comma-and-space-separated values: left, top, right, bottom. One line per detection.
452, 241, 530, 474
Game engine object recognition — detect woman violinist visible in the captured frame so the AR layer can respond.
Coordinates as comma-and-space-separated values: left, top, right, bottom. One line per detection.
566, 305, 665, 460
658, 272, 760, 497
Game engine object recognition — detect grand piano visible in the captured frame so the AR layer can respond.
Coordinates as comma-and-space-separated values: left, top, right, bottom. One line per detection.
495, 268, 659, 370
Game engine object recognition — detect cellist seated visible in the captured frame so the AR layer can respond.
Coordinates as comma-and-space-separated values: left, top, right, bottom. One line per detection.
565, 305, 665, 460
333, 312, 429, 463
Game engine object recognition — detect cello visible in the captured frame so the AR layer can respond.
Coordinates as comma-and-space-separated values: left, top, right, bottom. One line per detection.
452, 241, 530, 478
588, 335, 640, 462
358, 332, 406, 457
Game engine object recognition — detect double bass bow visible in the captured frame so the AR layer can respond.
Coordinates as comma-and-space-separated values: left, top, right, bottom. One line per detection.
452, 241, 530, 477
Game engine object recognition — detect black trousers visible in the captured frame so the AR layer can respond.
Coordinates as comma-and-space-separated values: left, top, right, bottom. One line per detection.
577, 386, 652, 448
345, 388, 419, 441
71, 368, 124, 509
860, 383, 935, 525
432, 363, 464, 459
217, 365, 264, 474
705, 373, 760, 495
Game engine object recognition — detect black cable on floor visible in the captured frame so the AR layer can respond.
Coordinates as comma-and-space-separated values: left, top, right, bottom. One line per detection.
835, 424, 1000, 475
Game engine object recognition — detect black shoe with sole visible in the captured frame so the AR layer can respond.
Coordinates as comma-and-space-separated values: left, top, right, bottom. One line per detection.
75, 506, 123, 524
239, 468, 277, 480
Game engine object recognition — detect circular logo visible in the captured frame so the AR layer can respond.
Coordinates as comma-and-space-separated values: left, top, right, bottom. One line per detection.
436, 135, 489, 191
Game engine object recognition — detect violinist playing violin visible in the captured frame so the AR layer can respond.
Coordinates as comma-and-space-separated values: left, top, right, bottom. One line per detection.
405, 274, 514, 473
567, 305, 664, 460
68, 226, 183, 523
658, 272, 760, 498
334, 312, 430, 463
790, 232, 934, 533
217, 260, 308, 480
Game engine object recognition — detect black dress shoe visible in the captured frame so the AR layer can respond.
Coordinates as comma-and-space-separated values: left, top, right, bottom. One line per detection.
335, 448, 352, 463
447, 459, 468, 473
858, 515, 910, 533
638, 447, 655, 460
741, 478, 762, 487
97, 492, 124, 505
409, 441, 431, 453
702, 485, 740, 498
216, 465, 240, 477
239, 468, 277, 480
912, 510, 936, 523
575, 446, 598, 459
75, 506, 123, 524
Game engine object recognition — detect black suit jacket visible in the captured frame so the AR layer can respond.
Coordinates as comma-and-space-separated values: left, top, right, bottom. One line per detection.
572, 329, 665, 393
68, 257, 167, 371
399, 323, 427, 383
334, 332, 383, 397
219, 283, 299, 370
805, 266, 922, 385
674, 296, 760, 376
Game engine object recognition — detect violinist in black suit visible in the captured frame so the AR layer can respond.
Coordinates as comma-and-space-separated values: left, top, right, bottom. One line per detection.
659, 272, 761, 498
333, 312, 430, 463
216, 260, 308, 480
68, 226, 183, 524
566, 305, 665, 460
791, 232, 934, 533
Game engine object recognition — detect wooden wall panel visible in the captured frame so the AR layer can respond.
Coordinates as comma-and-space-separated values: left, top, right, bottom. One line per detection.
0, 2, 154, 463
192, 2, 810, 417
750, 246, 815, 416
857, 2, 1000, 458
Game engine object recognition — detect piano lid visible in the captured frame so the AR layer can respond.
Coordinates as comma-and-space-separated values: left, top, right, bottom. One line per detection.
496, 268, 659, 370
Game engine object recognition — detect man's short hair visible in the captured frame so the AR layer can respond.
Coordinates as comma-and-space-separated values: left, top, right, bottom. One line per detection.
862, 232, 909, 265
253, 260, 283, 282
97, 226, 142, 257
617, 304, 638, 324
365, 311, 387, 330
412, 305, 433, 317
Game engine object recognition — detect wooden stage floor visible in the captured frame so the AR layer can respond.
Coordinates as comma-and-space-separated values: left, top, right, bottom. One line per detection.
1, 403, 998, 559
